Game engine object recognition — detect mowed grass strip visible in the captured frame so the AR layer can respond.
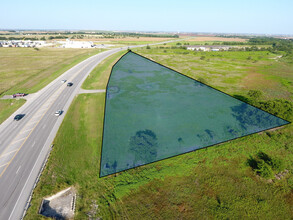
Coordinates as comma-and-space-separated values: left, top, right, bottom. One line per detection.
0, 48, 104, 96
0, 99, 26, 124
82, 50, 127, 90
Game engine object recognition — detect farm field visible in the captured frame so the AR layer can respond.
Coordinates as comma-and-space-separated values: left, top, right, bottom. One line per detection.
25, 43, 293, 219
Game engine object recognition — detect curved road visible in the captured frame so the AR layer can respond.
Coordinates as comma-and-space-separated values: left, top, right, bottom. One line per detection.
0, 38, 187, 219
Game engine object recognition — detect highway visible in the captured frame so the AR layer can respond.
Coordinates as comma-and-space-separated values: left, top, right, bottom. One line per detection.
0, 38, 188, 219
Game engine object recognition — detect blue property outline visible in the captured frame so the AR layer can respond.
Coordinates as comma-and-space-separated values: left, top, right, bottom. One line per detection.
99, 50, 291, 178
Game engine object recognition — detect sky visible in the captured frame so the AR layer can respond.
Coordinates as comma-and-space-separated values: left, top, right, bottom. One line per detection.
1, 0, 292, 35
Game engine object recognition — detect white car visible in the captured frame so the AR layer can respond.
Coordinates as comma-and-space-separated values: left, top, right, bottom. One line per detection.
61, 80, 67, 83
55, 110, 62, 116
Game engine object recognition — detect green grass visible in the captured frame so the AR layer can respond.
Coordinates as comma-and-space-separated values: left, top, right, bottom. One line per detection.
0, 48, 104, 96
25, 47, 293, 219
0, 99, 26, 124
82, 50, 126, 90
134, 47, 293, 101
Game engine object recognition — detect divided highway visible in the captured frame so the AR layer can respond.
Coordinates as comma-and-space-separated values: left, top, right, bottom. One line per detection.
0, 38, 188, 219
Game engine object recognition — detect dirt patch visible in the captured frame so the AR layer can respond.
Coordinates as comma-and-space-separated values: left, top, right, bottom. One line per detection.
39, 187, 76, 220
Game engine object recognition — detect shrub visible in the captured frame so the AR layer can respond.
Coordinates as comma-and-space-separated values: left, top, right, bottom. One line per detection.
256, 160, 274, 178
247, 151, 284, 179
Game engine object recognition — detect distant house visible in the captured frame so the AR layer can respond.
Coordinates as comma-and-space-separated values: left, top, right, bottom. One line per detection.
186, 45, 233, 51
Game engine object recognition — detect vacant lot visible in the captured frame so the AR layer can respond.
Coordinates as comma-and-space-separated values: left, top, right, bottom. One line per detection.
25, 46, 293, 219
134, 47, 293, 101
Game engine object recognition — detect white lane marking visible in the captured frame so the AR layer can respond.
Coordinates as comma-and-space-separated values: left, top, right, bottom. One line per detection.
0, 149, 18, 159
10, 137, 26, 145
43, 124, 46, 129
16, 166, 21, 174
0, 163, 9, 168
32, 141, 36, 148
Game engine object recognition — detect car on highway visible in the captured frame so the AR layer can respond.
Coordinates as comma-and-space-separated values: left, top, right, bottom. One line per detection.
14, 114, 25, 121
67, 82, 73, 87
61, 79, 67, 83
54, 110, 63, 116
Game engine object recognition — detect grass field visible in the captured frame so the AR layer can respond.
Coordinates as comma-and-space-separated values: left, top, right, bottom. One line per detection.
0, 47, 104, 124
0, 47, 104, 96
134, 47, 293, 101
25, 46, 293, 219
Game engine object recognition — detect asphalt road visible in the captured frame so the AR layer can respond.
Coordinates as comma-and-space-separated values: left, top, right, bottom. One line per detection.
0, 38, 188, 219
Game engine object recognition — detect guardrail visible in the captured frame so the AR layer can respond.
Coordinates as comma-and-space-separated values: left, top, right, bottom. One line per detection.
20, 144, 54, 220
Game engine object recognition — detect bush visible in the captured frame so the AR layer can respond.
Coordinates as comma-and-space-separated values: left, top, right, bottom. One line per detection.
256, 160, 274, 178
247, 151, 284, 179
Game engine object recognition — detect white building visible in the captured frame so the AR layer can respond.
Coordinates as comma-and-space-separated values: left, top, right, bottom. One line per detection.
186, 45, 232, 51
